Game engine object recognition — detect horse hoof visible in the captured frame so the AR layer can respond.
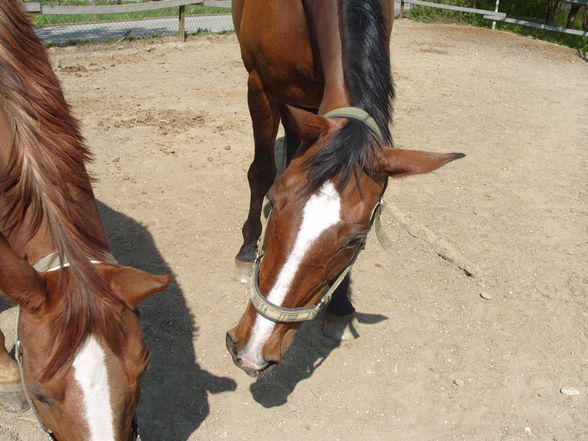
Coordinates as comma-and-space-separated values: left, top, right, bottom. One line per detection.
0, 382, 30, 414
323, 312, 359, 342
231, 259, 253, 285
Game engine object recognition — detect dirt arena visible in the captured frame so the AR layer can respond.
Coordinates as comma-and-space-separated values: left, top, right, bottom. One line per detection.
0, 19, 586, 441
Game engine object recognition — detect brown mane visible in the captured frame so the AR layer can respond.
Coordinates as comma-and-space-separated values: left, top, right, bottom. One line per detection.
0, 0, 127, 379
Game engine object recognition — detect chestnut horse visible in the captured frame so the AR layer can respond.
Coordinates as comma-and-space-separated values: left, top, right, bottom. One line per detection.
0, 1, 170, 439
226, 0, 464, 376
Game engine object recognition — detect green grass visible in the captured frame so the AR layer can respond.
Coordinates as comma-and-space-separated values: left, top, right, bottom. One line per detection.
45, 38, 93, 47
30, 1, 230, 26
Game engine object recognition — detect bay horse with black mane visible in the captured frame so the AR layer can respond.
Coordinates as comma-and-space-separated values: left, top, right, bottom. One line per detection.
226, 0, 464, 376
0, 1, 170, 439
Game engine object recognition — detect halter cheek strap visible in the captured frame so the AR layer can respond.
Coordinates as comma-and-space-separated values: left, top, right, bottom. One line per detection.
323, 107, 393, 249
14, 308, 56, 441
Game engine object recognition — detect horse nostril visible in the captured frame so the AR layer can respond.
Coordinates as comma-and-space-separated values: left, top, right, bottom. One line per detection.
225, 332, 238, 354
226, 330, 238, 344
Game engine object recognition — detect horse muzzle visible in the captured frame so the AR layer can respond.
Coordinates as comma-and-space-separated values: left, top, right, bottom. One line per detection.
225, 332, 278, 377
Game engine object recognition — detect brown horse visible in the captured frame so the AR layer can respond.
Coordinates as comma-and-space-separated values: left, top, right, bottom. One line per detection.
226, 0, 464, 376
0, 1, 170, 439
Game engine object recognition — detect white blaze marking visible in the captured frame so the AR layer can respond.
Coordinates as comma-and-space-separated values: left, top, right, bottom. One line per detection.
242, 181, 341, 368
72, 335, 115, 441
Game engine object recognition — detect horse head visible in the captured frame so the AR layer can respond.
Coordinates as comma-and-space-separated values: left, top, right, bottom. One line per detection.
0, 235, 170, 441
227, 106, 464, 376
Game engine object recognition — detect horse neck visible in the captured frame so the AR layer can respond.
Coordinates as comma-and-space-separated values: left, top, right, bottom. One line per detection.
321, 0, 394, 143
0, 105, 108, 265
304, 0, 352, 113
1, 187, 108, 266
0, 2, 111, 266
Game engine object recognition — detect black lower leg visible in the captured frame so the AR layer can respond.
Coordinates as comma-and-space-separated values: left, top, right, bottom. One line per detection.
326, 274, 355, 316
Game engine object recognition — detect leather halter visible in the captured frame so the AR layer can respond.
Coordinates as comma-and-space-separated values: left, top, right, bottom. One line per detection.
249, 107, 392, 323
323, 106, 384, 140
32, 251, 116, 272
14, 252, 142, 441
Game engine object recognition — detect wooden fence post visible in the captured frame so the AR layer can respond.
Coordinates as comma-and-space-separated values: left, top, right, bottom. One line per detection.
399, 0, 405, 19
178, 4, 186, 41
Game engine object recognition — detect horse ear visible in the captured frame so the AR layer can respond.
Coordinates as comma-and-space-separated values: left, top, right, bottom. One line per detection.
379, 147, 465, 178
278, 104, 331, 146
98, 264, 171, 310
0, 233, 46, 312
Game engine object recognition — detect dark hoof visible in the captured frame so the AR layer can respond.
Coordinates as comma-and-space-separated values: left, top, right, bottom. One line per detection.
231, 259, 253, 285
323, 312, 359, 342
0, 382, 30, 414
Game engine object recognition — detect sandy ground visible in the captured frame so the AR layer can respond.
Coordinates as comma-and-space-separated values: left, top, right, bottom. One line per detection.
0, 19, 586, 441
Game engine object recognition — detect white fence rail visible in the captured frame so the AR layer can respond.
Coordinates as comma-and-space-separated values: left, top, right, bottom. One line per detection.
25, 1, 586, 44
399, 0, 505, 19
399, 0, 587, 36
24, 0, 232, 42
24, 0, 230, 14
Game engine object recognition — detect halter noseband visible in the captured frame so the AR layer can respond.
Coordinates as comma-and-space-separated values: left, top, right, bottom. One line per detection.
14, 252, 142, 441
249, 107, 392, 323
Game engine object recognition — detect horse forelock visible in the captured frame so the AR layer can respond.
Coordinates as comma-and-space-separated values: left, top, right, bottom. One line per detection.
0, 0, 130, 381
303, 120, 383, 195
42, 267, 129, 381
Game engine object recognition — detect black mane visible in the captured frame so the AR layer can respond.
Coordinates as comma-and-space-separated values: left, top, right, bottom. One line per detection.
305, 0, 394, 192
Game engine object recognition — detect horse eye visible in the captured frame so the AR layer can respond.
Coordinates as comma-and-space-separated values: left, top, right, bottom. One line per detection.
35, 393, 52, 406
344, 235, 366, 248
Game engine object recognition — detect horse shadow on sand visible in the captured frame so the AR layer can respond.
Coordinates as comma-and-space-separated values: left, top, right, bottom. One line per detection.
251, 185, 389, 407
250, 299, 387, 408
97, 201, 236, 441
0, 204, 388, 427
0, 299, 13, 317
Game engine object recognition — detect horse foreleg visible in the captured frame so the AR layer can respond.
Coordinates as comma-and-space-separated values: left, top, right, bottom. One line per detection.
324, 274, 359, 342
0, 329, 29, 413
233, 72, 279, 283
